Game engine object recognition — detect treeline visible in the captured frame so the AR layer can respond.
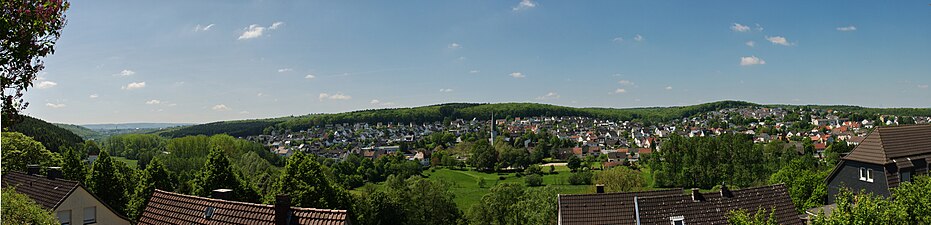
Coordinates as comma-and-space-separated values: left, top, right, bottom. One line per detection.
159, 100, 761, 138
4, 115, 83, 152
647, 134, 785, 189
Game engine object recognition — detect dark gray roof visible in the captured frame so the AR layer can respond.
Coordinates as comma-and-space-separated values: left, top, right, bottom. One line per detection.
843, 125, 931, 165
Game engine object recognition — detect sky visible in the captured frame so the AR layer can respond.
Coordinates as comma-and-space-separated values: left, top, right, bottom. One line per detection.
23, 0, 931, 124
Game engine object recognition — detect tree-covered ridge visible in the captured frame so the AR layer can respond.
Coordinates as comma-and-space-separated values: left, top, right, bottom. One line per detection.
4, 115, 83, 152
53, 122, 102, 140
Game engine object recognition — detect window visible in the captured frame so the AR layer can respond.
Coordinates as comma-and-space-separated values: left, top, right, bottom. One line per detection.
670, 216, 685, 225
57, 210, 71, 225
867, 169, 874, 182
902, 171, 912, 183
860, 167, 866, 181
83, 207, 96, 224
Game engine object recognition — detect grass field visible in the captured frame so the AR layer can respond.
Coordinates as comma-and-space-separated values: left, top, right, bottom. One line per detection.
113, 156, 139, 169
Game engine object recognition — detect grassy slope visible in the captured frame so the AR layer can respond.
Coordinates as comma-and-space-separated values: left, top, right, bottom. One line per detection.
54, 123, 102, 140
112, 156, 139, 169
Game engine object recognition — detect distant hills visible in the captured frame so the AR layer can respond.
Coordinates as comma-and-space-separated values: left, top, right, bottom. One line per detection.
151, 100, 931, 138
80, 123, 193, 130
5, 116, 84, 152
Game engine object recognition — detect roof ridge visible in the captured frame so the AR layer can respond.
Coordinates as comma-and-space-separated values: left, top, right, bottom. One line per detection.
152, 189, 348, 213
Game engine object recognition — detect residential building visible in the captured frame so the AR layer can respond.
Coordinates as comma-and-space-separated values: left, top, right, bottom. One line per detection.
2, 167, 132, 225
138, 189, 350, 225
825, 125, 931, 204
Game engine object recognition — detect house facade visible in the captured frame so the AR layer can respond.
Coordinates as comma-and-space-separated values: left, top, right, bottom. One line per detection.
825, 125, 931, 204
2, 168, 132, 225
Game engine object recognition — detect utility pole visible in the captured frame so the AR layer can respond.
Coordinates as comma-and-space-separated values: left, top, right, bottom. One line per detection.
490, 112, 495, 146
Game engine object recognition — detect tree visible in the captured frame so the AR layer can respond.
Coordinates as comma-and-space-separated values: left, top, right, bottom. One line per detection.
525, 174, 543, 187
727, 208, 777, 225
85, 151, 128, 215
127, 158, 174, 220
567, 155, 582, 172
402, 177, 462, 225
515, 187, 558, 225
191, 146, 259, 202
2, 188, 59, 225
593, 167, 644, 193
276, 152, 351, 209
469, 183, 525, 225
1, 0, 70, 125
60, 145, 86, 182
468, 140, 497, 172
1, 132, 61, 172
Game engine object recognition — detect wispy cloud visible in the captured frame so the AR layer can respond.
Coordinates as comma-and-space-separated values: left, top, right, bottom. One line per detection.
448, 43, 461, 49
89, 94, 99, 99
118, 69, 135, 76
614, 88, 627, 94
145, 99, 161, 105
305, 74, 316, 79
122, 82, 146, 90
509, 72, 525, 78
740, 56, 766, 66
277, 68, 293, 73
665, 86, 673, 90
194, 24, 215, 32
919, 84, 929, 89
212, 104, 230, 111
45, 103, 66, 108
618, 80, 634, 85
513, 0, 536, 11
836, 26, 857, 32
238, 21, 284, 40
765, 36, 794, 46
370, 99, 395, 106
745, 41, 755, 47
536, 92, 560, 100
439, 88, 454, 92
319, 93, 352, 101
731, 23, 750, 32
612, 37, 624, 43
633, 34, 644, 42
469, 70, 480, 74
37, 80, 58, 89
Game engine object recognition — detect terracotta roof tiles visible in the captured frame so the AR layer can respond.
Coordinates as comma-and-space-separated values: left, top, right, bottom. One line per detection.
138, 189, 349, 225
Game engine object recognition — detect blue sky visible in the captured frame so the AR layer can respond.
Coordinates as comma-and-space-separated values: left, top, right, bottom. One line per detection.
24, 0, 931, 124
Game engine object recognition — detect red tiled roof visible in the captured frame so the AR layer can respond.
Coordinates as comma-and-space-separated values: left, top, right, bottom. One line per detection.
1, 171, 78, 209
138, 189, 349, 225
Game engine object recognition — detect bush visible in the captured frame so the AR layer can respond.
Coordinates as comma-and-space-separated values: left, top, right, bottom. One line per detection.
525, 174, 544, 187
568, 171, 593, 185
526, 164, 542, 175
499, 176, 507, 180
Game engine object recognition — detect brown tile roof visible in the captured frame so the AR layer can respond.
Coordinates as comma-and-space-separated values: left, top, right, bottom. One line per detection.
843, 125, 931, 165
138, 189, 349, 225
1, 171, 79, 209
558, 189, 682, 224
558, 184, 801, 225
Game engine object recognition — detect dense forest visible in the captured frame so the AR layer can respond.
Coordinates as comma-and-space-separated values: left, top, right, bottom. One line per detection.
53, 123, 102, 140
3, 115, 83, 152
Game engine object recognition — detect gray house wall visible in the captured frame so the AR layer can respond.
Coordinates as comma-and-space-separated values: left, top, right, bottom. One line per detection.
827, 160, 890, 204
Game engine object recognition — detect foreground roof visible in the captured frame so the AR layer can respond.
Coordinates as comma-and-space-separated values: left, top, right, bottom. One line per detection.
843, 125, 931, 165
138, 189, 349, 225
557, 184, 801, 225
1, 171, 79, 209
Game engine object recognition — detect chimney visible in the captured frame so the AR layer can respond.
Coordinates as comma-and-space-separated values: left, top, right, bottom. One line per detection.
720, 183, 733, 198
596, 184, 605, 193
275, 195, 291, 225
46, 167, 63, 180
26, 164, 40, 175
211, 189, 233, 200
691, 188, 704, 202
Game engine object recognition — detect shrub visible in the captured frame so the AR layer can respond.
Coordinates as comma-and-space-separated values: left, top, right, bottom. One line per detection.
526, 164, 542, 175
568, 171, 593, 185
525, 174, 544, 187
499, 176, 507, 180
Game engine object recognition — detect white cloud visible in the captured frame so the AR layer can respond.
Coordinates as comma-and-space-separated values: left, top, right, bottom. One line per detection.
836, 26, 857, 32
618, 80, 634, 85
118, 69, 135, 76
509, 72, 525, 78
45, 103, 66, 108
37, 80, 57, 89
919, 84, 929, 89
469, 70, 480, 74
633, 34, 644, 42
536, 92, 560, 100
612, 37, 624, 43
305, 74, 316, 79
370, 99, 396, 106
277, 68, 293, 73
270, 21, 284, 30
766, 36, 794, 46
89, 94, 99, 99
755, 24, 764, 31
439, 88, 454, 92
257, 92, 264, 97
194, 24, 215, 32
122, 82, 146, 90
746, 41, 755, 47
731, 23, 750, 32
665, 86, 673, 90
239, 111, 250, 114
513, 0, 536, 11
370, 99, 381, 104
614, 88, 627, 94
740, 56, 766, 66
448, 43, 461, 49
212, 104, 230, 111
318, 93, 352, 101
239, 24, 265, 40
146, 99, 161, 105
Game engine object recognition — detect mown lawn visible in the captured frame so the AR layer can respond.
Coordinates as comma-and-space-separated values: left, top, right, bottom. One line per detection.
112, 156, 139, 169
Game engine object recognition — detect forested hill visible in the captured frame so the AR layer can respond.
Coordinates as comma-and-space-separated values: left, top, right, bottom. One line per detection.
155, 101, 759, 138
54, 123, 101, 140
4, 115, 83, 152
